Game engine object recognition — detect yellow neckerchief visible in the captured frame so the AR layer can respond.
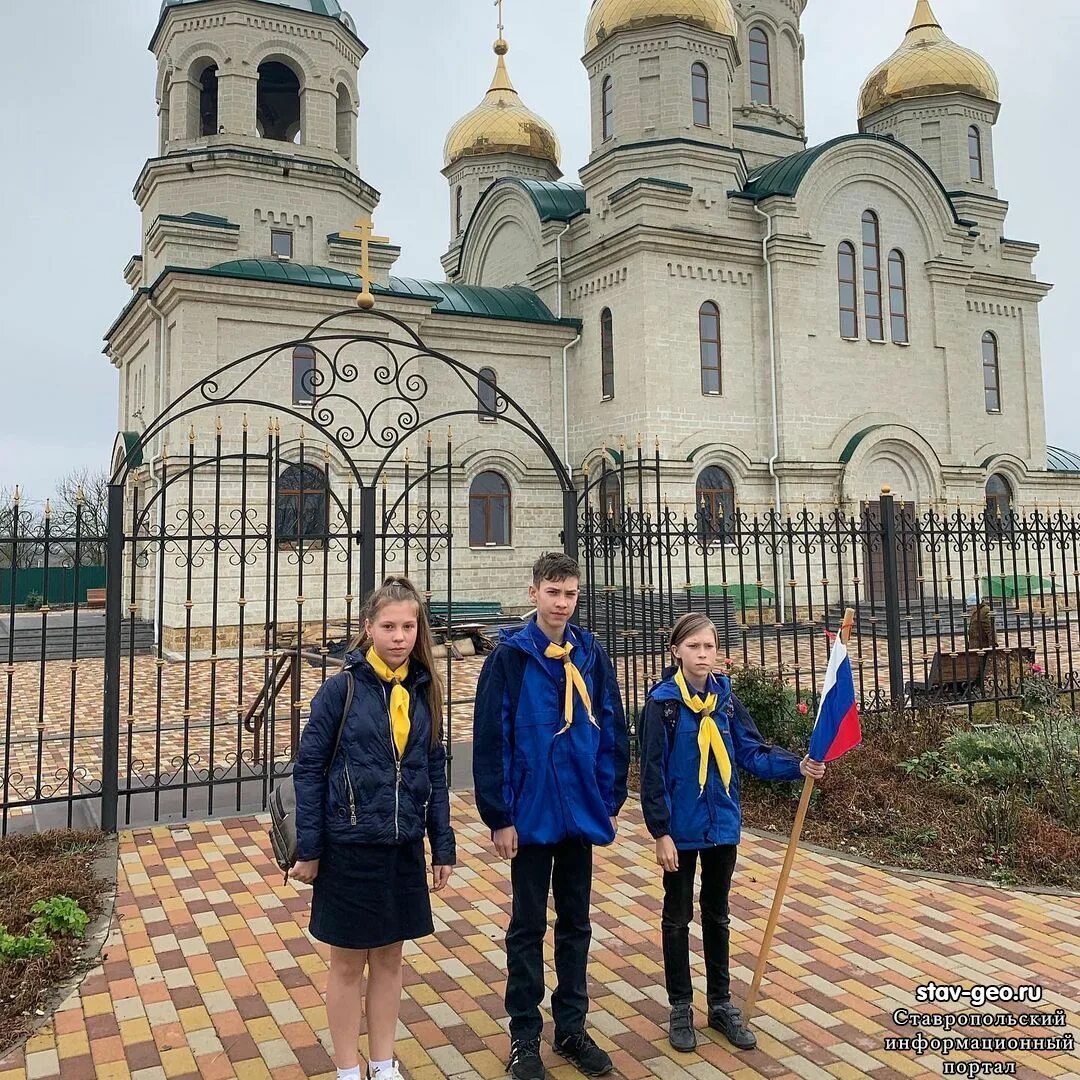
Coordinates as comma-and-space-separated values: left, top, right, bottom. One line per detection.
544, 639, 600, 736
366, 647, 410, 758
674, 668, 733, 795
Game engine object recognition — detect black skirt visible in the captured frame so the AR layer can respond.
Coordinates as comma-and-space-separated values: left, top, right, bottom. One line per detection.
309, 838, 434, 950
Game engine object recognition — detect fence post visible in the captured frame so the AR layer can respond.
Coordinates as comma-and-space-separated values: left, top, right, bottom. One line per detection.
562, 489, 579, 562
359, 484, 376, 602
878, 485, 907, 705
101, 483, 125, 834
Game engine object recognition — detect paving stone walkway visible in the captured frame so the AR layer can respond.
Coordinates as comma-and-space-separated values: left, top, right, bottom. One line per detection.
0, 794, 1077, 1080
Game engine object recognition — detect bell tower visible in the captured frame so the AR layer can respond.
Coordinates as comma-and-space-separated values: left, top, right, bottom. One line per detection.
135, 0, 385, 285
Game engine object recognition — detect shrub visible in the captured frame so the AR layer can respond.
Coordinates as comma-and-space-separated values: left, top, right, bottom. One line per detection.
0, 926, 53, 962
729, 666, 813, 750
24, 592, 43, 611
30, 896, 90, 939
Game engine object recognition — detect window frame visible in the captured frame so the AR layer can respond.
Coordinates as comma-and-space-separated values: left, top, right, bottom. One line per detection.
749, 27, 772, 106
477, 366, 498, 423
982, 331, 1001, 413
838, 240, 859, 340
468, 471, 512, 547
696, 466, 737, 543
862, 210, 885, 342
275, 462, 329, 549
968, 125, 984, 182
692, 62, 710, 127
888, 249, 909, 344
271, 229, 294, 260
600, 307, 615, 400
699, 301, 722, 396
455, 185, 464, 236
292, 345, 317, 406
602, 76, 614, 141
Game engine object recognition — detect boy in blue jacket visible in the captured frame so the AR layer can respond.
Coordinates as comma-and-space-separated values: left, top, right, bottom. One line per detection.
473, 553, 629, 1080
640, 612, 825, 1054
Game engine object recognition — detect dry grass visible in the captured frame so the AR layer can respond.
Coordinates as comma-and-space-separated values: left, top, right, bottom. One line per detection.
0, 831, 109, 1055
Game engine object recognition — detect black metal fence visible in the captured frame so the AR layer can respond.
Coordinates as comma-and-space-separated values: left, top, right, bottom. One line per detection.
6, 445, 1080, 834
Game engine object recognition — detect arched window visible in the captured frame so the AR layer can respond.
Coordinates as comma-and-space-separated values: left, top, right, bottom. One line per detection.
198, 63, 218, 137
968, 125, 983, 182
983, 331, 1001, 412
699, 301, 722, 395
257, 61, 302, 143
600, 308, 614, 399
335, 82, 353, 160
862, 210, 884, 341
598, 470, 622, 520
478, 367, 498, 422
602, 76, 614, 141
469, 472, 511, 546
696, 466, 736, 541
888, 249, 909, 344
985, 473, 1012, 520
838, 241, 858, 339
159, 75, 172, 151
292, 345, 317, 405
749, 27, 772, 105
455, 186, 464, 236
276, 463, 328, 547
692, 63, 710, 127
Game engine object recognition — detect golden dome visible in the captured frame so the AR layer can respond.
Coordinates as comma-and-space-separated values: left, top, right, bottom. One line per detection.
444, 42, 560, 168
584, 0, 737, 52
858, 0, 999, 120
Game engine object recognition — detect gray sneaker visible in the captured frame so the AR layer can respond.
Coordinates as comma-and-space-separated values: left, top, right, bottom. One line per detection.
709, 1002, 757, 1050
668, 1003, 697, 1052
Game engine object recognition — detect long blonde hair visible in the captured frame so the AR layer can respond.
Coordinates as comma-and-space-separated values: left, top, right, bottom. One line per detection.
352, 576, 445, 745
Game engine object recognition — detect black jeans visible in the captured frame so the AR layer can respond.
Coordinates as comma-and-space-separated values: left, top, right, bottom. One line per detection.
661, 844, 738, 1008
506, 840, 593, 1041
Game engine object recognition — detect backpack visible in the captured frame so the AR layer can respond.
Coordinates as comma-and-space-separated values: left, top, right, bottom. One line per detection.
269, 669, 353, 884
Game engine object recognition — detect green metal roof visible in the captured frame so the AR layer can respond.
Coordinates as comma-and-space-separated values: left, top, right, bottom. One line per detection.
513, 180, 588, 223
158, 212, 238, 230
153, 0, 359, 47
737, 133, 965, 225
609, 176, 692, 204
839, 425, 886, 464
1047, 445, 1080, 473
118, 432, 144, 470
196, 260, 570, 326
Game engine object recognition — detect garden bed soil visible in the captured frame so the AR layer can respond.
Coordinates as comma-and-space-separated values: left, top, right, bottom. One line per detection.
0, 831, 110, 1056
627, 747, 1080, 892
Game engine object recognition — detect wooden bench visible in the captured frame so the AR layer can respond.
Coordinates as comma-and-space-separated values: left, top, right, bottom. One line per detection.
908, 650, 987, 703
85, 588, 107, 610
908, 646, 1037, 703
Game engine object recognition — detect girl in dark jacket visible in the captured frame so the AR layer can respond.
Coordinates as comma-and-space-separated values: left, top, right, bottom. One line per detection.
292, 576, 456, 1080
640, 612, 825, 1055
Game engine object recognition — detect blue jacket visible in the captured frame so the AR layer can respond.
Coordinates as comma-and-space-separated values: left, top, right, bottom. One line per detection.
472, 618, 630, 847
639, 668, 802, 850
293, 652, 456, 866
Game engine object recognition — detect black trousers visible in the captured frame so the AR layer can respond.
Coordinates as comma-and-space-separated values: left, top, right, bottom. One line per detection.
661, 844, 738, 1008
505, 840, 593, 1041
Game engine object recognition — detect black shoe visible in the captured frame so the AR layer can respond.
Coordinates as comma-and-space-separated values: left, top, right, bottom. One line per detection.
508, 1037, 546, 1080
709, 1002, 757, 1050
553, 1030, 613, 1076
668, 1002, 697, 1052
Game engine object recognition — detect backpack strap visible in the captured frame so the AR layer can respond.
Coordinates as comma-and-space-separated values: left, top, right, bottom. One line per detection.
324, 669, 354, 776
661, 699, 680, 744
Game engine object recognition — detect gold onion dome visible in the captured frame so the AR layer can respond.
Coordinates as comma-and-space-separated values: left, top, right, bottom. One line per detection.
858, 0, 999, 120
585, 0, 737, 52
444, 41, 560, 168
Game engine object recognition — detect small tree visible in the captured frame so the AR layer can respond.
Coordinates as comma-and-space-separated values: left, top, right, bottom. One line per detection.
0, 487, 45, 570
50, 469, 109, 566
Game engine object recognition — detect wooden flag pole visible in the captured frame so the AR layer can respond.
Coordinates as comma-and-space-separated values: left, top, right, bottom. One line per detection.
744, 606, 855, 1022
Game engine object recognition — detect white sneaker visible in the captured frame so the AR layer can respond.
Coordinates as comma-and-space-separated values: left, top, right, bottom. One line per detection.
368, 1064, 403, 1080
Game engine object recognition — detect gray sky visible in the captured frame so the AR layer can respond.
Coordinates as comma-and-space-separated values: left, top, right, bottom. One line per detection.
1, 0, 1077, 500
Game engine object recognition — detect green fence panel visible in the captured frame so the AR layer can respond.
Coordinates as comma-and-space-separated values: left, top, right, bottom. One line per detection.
0, 566, 107, 607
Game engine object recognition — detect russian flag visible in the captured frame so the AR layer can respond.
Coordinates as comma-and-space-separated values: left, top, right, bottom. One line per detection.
808, 634, 861, 762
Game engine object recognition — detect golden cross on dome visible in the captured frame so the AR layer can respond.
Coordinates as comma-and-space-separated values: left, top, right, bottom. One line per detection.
494, 0, 505, 40
340, 214, 389, 310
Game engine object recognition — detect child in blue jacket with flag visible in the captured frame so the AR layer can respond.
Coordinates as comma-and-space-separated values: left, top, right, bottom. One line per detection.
639, 612, 825, 1054
473, 552, 629, 1080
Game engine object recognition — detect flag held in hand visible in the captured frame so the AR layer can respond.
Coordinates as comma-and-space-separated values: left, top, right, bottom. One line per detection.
808, 632, 861, 763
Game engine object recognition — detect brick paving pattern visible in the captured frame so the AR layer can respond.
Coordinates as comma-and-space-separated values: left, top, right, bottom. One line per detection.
0, 794, 1077, 1079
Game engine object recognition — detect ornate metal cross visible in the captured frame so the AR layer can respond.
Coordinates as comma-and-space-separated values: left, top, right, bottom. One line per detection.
341, 214, 389, 310
495, 0, 505, 39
